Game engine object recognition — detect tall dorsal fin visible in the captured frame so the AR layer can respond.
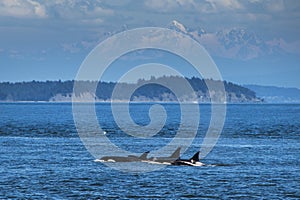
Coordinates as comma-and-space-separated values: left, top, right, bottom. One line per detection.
169, 147, 181, 158
139, 151, 150, 160
190, 151, 200, 162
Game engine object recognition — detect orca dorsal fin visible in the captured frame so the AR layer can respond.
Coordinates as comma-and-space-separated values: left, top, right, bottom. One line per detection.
139, 151, 150, 160
170, 147, 181, 158
190, 151, 200, 162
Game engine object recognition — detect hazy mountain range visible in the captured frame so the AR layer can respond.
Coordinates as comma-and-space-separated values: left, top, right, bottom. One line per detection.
245, 85, 300, 103
103, 19, 296, 61
168, 20, 297, 60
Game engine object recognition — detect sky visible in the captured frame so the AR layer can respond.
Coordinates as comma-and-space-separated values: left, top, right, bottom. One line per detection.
0, 0, 299, 88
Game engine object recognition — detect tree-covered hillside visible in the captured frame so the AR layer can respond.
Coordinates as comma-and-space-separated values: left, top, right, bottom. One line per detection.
0, 77, 261, 102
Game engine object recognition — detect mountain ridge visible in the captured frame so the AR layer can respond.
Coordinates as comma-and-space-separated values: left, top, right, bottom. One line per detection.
168, 20, 296, 60
245, 84, 300, 103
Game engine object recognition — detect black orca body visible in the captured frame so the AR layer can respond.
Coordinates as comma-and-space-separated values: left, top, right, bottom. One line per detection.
171, 151, 204, 166
96, 147, 181, 163
96, 151, 149, 162
146, 147, 181, 164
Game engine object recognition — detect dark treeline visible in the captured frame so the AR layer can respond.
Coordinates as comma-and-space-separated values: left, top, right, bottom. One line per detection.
0, 80, 74, 101
0, 76, 258, 102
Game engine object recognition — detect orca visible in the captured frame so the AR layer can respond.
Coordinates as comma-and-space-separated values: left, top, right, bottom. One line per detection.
171, 151, 204, 166
146, 147, 181, 164
95, 148, 204, 166
95, 151, 150, 162
95, 147, 181, 163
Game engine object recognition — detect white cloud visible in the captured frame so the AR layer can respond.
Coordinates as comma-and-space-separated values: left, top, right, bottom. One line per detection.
28, 0, 47, 17
0, 0, 47, 18
42, 0, 114, 19
9, 50, 24, 59
62, 43, 81, 53
80, 40, 98, 49
144, 0, 244, 14
204, 0, 244, 11
243, 13, 272, 21
248, 0, 285, 12
0, 0, 114, 20
265, 0, 285, 12
144, 0, 197, 12
89, 6, 114, 16
61, 39, 99, 53
81, 18, 104, 25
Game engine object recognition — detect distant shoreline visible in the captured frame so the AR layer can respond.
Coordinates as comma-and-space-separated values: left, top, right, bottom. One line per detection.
0, 101, 299, 105
0, 77, 262, 103
2, 78, 300, 103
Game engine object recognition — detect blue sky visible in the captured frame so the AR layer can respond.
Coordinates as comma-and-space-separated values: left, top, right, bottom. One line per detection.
0, 0, 299, 88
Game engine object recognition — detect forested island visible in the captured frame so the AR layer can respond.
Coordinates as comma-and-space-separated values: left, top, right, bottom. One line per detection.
0, 76, 262, 103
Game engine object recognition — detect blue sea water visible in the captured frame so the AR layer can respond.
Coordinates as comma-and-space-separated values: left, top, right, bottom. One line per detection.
0, 103, 299, 199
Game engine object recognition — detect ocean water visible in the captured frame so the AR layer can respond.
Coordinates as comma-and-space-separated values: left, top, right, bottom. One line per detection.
0, 103, 299, 199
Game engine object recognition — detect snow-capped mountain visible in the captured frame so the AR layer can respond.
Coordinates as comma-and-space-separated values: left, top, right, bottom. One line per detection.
168, 20, 292, 60
168, 20, 206, 40
216, 28, 265, 50
168, 20, 188, 34
104, 20, 297, 60
213, 27, 270, 59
